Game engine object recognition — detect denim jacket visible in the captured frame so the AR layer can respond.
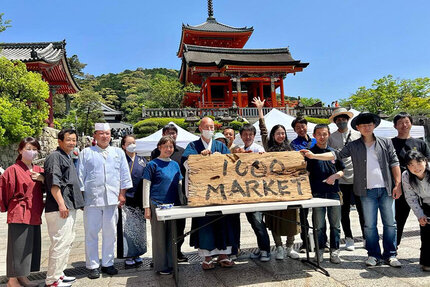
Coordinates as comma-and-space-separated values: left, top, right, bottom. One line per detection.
336, 135, 399, 197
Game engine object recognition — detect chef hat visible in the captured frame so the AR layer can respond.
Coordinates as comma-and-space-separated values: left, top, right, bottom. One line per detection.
94, 123, 111, 131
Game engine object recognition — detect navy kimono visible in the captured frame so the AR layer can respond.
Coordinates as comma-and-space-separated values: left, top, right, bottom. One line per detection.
182, 139, 236, 253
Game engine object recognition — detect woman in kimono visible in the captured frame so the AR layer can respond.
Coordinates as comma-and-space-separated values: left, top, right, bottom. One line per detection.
143, 136, 183, 275
0, 137, 44, 287
117, 135, 147, 268
253, 97, 301, 260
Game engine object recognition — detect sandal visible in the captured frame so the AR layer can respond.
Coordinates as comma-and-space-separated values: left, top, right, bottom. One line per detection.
202, 259, 216, 270
217, 256, 235, 268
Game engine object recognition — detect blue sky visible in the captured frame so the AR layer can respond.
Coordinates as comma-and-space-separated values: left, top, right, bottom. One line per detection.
1, 0, 430, 105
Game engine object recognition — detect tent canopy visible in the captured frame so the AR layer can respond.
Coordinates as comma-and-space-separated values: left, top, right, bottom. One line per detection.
234, 108, 316, 146
329, 109, 425, 138
135, 122, 199, 156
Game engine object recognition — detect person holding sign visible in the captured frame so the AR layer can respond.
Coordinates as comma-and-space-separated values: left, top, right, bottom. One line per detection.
182, 117, 235, 270
301, 113, 402, 268
305, 124, 345, 264
237, 123, 272, 262
253, 97, 301, 260
143, 136, 183, 275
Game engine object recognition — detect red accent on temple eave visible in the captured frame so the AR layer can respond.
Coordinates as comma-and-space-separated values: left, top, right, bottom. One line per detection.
177, 29, 253, 57
220, 65, 296, 73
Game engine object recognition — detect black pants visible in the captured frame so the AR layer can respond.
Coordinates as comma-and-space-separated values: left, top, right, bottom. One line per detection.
395, 192, 411, 246
420, 203, 430, 267
176, 218, 186, 255
339, 184, 365, 239
299, 208, 310, 247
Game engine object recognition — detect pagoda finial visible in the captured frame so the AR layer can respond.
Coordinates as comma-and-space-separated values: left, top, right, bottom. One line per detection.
207, 0, 215, 20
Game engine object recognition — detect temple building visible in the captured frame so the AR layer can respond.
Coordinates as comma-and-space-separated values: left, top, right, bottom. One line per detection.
178, 0, 308, 108
0, 40, 80, 127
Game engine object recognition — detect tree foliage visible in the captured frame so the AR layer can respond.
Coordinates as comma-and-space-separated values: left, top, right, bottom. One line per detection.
0, 58, 49, 145
0, 13, 11, 33
340, 75, 430, 116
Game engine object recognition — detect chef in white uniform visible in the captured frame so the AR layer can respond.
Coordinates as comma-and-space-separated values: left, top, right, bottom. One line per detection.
78, 123, 132, 279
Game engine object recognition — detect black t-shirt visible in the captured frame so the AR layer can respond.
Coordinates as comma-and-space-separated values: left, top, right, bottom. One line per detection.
391, 137, 430, 172
44, 148, 85, 212
305, 145, 345, 195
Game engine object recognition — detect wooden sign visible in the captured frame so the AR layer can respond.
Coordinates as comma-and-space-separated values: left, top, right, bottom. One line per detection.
187, 151, 312, 207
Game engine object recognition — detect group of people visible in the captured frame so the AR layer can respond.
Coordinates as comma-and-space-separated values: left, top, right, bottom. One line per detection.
0, 100, 429, 287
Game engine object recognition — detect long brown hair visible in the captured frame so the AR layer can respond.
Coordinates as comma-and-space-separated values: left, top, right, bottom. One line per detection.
16, 137, 41, 161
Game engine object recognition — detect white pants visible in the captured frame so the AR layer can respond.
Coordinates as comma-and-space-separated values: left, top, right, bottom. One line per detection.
45, 210, 77, 285
84, 205, 118, 269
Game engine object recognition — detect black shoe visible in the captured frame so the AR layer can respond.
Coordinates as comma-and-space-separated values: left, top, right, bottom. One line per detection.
177, 253, 188, 262
158, 268, 173, 275
101, 265, 118, 275
88, 268, 100, 279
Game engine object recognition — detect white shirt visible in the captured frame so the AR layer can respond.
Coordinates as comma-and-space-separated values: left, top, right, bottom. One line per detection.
78, 146, 133, 207
201, 137, 213, 151
366, 143, 386, 189
243, 142, 265, 153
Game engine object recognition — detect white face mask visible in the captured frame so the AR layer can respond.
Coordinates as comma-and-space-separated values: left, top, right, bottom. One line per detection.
126, 144, 136, 153
201, 129, 214, 140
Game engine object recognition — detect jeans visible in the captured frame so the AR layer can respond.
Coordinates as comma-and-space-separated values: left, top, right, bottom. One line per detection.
361, 188, 397, 259
312, 192, 341, 250
246, 211, 270, 253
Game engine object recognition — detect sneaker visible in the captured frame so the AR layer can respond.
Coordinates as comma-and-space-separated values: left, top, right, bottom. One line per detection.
286, 247, 300, 259
124, 259, 136, 268
230, 254, 238, 261
365, 256, 378, 266
250, 249, 262, 259
134, 257, 143, 266
299, 244, 306, 253
260, 250, 271, 262
386, 257, 402, 268
59, 276, 76, 283
275, 246, 284, 260
87, 268, 100, 279
45, 280, 72, 287
101, 265, 118, 275
158, 268, 173, 275
422, 265, 430, 272
324, 243, 330, 253
330, 249, 341, 264
314, 249, 324, 263
345, 237, 355, 251
177, 253, 188, 262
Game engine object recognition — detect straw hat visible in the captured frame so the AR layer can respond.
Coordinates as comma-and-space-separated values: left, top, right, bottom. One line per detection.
329, 108, 354, 123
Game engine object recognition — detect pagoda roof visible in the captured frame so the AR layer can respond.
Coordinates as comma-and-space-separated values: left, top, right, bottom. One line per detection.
0, 40, 81, 94
183, 18, 253, 33
183, 45, 308, 67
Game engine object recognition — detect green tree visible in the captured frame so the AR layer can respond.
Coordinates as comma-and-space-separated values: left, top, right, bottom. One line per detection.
67, 54, 87, 81
0, 13, 11, 33
299, 97, 324, 107
0, 58, 49, 145
340, 75, 430, 116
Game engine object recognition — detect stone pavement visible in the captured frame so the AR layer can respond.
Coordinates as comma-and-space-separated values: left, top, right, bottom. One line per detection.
0, 207, 429, 286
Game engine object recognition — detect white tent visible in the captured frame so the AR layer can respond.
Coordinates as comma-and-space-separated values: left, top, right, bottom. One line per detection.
135, 122, 199, 156
234, 108, 316, 146
329, 109, 425, 138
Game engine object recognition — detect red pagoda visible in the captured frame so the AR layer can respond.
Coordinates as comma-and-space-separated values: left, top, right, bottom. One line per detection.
178, 0, 308, 108
0, 40, 80, 127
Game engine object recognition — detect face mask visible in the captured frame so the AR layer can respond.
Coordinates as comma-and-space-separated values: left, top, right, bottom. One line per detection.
22, 150, 38, 161
336, 122, 348, 130
201, 129, 214, 140
126, 144, 136, 153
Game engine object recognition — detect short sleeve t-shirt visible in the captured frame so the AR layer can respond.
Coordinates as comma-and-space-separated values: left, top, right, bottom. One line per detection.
305, 145, 345, 195
143, 158, 183, 205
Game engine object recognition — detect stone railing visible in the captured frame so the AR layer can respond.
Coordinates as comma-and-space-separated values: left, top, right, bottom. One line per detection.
142, 106, 338, 119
